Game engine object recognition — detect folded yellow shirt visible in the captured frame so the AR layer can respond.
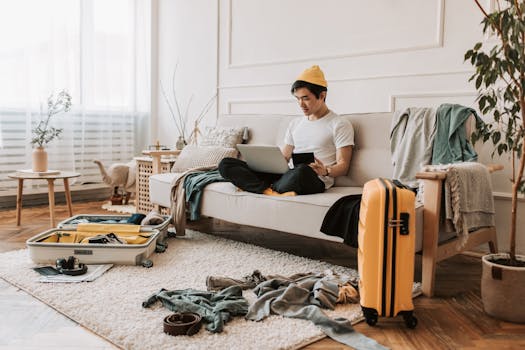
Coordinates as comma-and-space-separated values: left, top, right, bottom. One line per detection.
76, 223, 141, 233
39, 224, 153, 245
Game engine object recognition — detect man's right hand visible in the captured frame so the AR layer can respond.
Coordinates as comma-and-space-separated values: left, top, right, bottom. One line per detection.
282, 144, 294, 162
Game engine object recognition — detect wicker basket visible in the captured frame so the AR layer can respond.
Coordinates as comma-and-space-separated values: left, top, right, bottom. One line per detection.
135, 156, 176, 215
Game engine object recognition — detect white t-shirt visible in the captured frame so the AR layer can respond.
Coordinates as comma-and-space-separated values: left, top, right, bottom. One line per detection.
284, 110, 354, 189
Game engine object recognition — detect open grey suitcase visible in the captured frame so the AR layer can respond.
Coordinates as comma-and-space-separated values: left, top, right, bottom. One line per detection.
26, 225, 160, 266
57, 213, 171, 246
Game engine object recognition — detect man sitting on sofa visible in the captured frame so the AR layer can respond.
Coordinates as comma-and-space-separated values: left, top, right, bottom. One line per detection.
218, 65, 354, 196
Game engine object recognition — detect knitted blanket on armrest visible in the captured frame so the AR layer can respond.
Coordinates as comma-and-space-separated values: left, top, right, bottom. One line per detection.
421, 162, 495, 248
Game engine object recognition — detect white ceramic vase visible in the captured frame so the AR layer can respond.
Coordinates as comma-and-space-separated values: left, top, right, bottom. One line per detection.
176, 136, 187, 150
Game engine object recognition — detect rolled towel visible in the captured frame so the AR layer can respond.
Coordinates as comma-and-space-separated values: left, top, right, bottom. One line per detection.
140, 210, 165, 226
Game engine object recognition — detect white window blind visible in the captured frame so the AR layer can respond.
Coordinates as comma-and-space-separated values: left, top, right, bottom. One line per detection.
0, 0, 150, 193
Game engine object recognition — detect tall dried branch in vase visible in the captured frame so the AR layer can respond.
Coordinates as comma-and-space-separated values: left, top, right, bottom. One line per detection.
160, 63, 189, 148
160, 63, 216, 148
31, 90, 72, 148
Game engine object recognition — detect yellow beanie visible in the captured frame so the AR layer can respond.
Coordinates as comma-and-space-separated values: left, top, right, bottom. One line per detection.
296, 65, 327, 87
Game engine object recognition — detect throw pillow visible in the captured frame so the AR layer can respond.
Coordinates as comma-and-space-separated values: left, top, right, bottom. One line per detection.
199, 126, 246, 148
171, 145, 238, 173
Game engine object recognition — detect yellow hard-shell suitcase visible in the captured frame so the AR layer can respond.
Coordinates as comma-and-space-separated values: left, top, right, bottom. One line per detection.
358, 178, 417, 328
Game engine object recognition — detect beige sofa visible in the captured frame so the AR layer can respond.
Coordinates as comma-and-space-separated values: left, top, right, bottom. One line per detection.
149, 113, 498, 297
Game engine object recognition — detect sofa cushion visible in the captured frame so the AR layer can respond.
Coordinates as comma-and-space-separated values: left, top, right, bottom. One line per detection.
218, 114, 297, 147
200, 182, 363, 242
335, 113, 394, 186
171, 145, 238, 173
199, 126, 245, 148
199, 181, 424, 251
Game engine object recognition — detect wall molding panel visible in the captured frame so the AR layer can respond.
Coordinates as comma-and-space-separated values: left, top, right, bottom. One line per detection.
225, 0, 445, 69
390, 91, 478, 111
218, 69, 473, 91
226, 98, 297, 115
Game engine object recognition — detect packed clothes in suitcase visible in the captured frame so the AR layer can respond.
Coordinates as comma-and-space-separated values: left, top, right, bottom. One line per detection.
57, 213, 171, 244
26, 223, 160, 266
358, 178, 418, 328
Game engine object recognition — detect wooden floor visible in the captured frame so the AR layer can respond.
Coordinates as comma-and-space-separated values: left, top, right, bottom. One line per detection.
1, 200, 524, 350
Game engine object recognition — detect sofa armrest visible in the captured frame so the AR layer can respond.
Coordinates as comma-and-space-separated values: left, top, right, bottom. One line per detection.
415, 162, 503, 181
486, 163, 504, 172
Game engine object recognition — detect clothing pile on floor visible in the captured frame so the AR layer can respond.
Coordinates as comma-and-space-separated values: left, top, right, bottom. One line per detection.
143, 270, 387, 350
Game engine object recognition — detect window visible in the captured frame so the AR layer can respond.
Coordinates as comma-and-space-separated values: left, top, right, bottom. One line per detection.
0, 0, 150, 192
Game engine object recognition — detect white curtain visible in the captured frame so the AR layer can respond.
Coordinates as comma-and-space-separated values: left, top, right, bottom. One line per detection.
0, 0, 150, 191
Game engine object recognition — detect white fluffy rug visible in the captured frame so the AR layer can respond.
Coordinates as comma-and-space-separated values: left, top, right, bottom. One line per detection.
101, 201, 136, 214
0, 230, 418, 350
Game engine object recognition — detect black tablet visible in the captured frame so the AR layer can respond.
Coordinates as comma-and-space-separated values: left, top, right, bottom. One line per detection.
292, 152, 315, 166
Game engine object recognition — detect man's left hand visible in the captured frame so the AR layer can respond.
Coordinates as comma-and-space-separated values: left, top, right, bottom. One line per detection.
309, 157, 328, 176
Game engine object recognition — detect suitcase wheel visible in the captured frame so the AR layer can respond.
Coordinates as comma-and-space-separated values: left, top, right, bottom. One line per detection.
366, 315, 378, 326
155, 241, 167, 253
167, 228, 177, 238
362, 307, 378, 326
401, 311, 418, 329
141, 259, 154, 268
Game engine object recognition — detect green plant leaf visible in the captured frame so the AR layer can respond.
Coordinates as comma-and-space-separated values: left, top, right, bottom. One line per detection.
497, 143, 507, 155
491, 131, 501, 144
476, 75, 483, 89
479, 96, 486, 111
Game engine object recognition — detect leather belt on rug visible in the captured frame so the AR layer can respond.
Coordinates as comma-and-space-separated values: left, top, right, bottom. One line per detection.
163, 312, 202, 336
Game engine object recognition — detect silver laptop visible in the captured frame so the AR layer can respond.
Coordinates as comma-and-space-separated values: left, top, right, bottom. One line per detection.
236, 144, 290, 174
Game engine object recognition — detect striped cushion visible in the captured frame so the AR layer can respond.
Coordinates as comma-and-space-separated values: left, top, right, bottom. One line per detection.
171, 145, 238, 173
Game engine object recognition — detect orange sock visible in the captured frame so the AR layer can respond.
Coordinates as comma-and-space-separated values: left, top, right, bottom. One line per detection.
263, 188, 296, 197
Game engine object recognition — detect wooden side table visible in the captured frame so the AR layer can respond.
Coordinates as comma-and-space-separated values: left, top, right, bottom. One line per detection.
141, 150, 181, 174
8, 171, 81, 227
135, 150, 180, 214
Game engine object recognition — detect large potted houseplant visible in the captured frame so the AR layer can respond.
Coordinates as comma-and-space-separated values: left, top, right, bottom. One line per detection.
465, 0, 525, 323
31, 90, 72, 172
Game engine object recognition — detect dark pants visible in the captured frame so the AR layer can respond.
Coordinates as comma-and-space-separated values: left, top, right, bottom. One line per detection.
218, 157, 325, 195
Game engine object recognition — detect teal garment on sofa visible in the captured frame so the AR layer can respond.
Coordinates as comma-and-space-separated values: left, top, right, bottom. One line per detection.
184, 169, 227, 221
432, 104, 482, 165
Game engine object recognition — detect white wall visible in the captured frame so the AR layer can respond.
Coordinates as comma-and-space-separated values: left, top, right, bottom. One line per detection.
154, 0, 524, 254
154, 0, 218, 148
